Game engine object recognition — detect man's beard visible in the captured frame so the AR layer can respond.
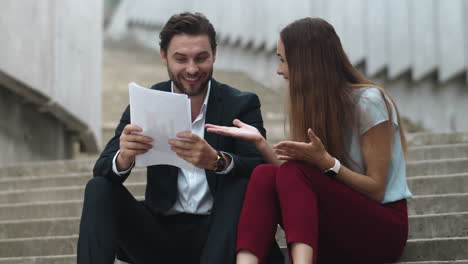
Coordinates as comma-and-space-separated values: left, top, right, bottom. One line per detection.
168, 68, 213, 97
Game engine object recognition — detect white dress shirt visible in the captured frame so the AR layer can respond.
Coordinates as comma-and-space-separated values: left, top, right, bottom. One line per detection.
112, 81, 234, 215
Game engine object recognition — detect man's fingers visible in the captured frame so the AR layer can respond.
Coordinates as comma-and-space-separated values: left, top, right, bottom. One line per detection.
176, 131, 196, 139
170, 146, 193, 157
123, 124, 142, 134
122, 141, 152, 150
123, 134, 153, 143
168, 139, 193, 150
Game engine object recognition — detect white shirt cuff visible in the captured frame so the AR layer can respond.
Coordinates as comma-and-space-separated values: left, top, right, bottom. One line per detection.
112, 150, 134, 176
215, 151, 235, 175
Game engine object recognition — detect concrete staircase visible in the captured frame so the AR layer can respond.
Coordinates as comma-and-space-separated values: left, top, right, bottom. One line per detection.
0, 132, 467, 263
0, 41, 466, 263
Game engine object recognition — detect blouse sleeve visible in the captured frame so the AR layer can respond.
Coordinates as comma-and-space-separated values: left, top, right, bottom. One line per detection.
358, 88, 398, 135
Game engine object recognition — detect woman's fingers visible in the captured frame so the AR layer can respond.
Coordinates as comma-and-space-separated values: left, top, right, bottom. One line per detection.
233, 119, 246, 128
277, 155, 294, 161
274, 148, 292, 157
206, 127, 234, 137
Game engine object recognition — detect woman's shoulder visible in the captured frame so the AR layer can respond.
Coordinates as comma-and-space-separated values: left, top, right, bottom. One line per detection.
353, 86, 396, 134
353, 86, 391, 113
353, 86, 384, 103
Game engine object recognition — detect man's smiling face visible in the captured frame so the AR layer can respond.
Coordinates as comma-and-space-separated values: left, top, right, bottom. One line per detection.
160, 34, 216, 96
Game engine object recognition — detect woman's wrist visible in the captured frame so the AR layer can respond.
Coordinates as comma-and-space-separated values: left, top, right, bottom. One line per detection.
317, 152, 335, 171
253, 136, 266, 150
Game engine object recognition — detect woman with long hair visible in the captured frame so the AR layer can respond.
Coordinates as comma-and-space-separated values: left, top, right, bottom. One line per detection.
206, 18, 412, 264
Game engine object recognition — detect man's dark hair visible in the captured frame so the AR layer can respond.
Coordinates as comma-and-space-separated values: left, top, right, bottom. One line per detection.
159, 12, 217, 52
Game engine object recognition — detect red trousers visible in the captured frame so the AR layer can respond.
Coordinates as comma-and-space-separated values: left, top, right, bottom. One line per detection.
236, 161, 408, 264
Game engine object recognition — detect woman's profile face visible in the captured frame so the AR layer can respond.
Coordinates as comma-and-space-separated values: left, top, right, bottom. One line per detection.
276, 37, 289, 81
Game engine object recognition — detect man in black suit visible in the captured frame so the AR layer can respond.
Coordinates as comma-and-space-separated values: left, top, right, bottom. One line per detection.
77, 12, 283, 264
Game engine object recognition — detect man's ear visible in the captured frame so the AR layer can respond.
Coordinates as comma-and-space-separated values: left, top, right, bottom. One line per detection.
212, 48, 216, 63
160, 49, 168, 66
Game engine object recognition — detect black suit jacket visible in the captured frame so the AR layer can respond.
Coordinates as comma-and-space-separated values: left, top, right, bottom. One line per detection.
93, 79, 283, 264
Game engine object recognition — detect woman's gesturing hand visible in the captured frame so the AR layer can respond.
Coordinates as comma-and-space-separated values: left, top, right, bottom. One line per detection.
206, 119, 264, 147
273, 128, 334, 170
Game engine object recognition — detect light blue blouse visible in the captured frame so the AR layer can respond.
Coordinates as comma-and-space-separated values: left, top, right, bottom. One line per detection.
348, 87, 412, 204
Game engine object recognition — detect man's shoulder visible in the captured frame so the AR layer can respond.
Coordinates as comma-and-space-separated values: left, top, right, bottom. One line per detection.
149, 80, 171, 91
212, 79, 258, 100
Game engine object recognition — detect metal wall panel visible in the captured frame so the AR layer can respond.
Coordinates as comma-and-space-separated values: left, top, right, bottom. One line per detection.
437, 0, 465, 82
109, 0, 468, 84
388, 0, 411, 79
365, 0, 387, 76
342, 0, 366, 65
410, 0, 437, 81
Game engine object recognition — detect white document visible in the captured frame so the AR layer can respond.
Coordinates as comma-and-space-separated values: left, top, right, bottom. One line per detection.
128, 82, 194, 170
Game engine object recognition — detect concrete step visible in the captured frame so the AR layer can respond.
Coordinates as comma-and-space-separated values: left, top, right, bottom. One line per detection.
0, 159, 96, 179
0, 197, 143, 221
0, 218, 79, 239
0, 235, 77, 258
408, 144, 468, 161
409, 212, 468, 239
0, 183, 145, 204
407, 158, 468, 177
399, 237, 468, 262
408, 173, 468, 195
407, 132, 468, 147
0, 256, 129, 264
1, 192, 464, 222
279, 237, 468, 263
397, 261, 468, 264
1, 233, 466, 262
0, 201, 84, 221
2, 210, 465, 241
0, 255, 75, 264
409, 193, 468, 215
0, 170, 146, 192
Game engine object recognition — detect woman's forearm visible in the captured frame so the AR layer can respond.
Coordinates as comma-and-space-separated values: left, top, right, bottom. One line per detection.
255, 138, 282, 166
335, 165, 387, 202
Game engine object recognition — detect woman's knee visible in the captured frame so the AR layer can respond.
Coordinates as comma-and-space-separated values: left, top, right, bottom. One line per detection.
248, 164, 278, 191
276, 161, 322, 189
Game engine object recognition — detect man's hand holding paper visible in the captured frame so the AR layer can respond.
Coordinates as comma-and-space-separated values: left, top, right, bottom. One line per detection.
128, 82, 195, 170
116, 124, 153, 171
168, 131, 218, 170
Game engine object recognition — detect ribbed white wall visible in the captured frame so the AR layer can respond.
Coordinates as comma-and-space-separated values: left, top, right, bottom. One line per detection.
106, 0, 468, 132
107, 0, 468, 83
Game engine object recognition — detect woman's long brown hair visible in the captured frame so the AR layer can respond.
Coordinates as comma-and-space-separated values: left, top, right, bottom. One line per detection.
280, 17, 407, 167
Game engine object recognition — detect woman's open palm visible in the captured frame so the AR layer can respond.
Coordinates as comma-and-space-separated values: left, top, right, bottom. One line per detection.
206, 119, 263, 145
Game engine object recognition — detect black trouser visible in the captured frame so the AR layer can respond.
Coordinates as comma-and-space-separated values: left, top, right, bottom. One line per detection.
77, 177, 210, 264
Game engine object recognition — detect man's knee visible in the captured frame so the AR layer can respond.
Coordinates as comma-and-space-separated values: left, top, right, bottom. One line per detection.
82, 177, 124, 211
84, 177, 115, 197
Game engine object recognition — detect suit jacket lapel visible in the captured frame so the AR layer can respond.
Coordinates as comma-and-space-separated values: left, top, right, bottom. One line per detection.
204, 79, 223, 195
